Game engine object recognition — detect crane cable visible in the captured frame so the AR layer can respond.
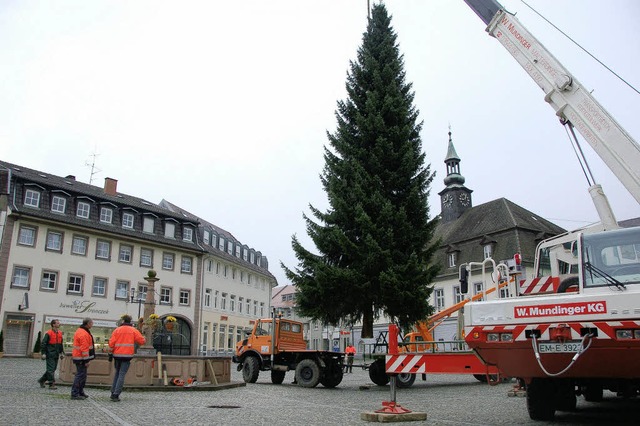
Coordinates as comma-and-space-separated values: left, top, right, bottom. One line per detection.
520, 0, 640, 96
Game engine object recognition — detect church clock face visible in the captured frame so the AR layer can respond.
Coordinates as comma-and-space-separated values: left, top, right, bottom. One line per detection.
459, 193, 470, 206
443, 193, 453, 207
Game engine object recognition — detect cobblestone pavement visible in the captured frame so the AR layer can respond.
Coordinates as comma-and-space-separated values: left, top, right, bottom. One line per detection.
1, 357, 638, 425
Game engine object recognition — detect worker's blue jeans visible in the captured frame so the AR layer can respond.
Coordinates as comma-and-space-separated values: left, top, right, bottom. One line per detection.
71, 361, 88, 397
111, 359, 131, 397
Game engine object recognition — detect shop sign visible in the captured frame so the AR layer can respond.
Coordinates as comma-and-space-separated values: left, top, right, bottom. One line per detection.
59, 300, 109, 315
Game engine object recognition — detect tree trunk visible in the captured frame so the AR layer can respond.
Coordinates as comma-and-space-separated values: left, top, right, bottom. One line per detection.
361, 308, 374, 338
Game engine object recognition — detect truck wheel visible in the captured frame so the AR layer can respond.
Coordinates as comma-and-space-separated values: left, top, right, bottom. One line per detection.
271, 370, 286, 385
473, 374, 500, 383
242, 357, 259, 383
555, 380, 577, 411
368, 359, 390, 386
526, 378, 556, 420
320, 361, 343, 388
583, 383, 603, 402
295, 359, 321, 388
396, 373, 416, 388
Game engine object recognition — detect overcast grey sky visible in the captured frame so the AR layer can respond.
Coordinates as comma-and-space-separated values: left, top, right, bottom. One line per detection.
2, 0, 639, 286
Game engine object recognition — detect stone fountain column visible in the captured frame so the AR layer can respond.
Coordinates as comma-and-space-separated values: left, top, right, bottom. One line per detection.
137, 270, 159, 356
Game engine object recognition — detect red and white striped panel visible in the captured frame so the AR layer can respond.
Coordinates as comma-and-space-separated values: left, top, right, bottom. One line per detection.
385, 354, 428, 374
468, 320, 640, 342
519, 276, 560, 294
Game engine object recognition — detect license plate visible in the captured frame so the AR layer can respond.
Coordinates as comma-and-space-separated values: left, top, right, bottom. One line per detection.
538, 342, 581, 353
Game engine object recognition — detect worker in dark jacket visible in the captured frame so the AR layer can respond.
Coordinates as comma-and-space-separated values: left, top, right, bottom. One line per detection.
108, 314, 146, 402
71, 318, 95, 400
38, 319, 64, 389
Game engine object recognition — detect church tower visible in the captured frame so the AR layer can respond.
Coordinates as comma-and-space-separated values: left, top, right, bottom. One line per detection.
438, 129, 473, 223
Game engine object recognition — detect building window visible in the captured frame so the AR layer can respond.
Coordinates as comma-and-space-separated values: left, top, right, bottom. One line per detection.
253, 301, 258, 316
46, 231, 63, 252
221, 293, 227, 310
181, 256, 192, 274
454, 286, 463, 304
76, 201, 90, 219
250, 252, 255, 264
115, 280, 129, 300
238, 297, 244, 313
162, 253, 174, 270
122, 212, 134, 229
240, 271, 245, 283
119, 244, 133, 263
232, 268, 236, 280
227, 242, 233, 255
24, 189, 41, 207
215, 262, 220, 275
211, 234, 217, 248
100, 207, 113, 224
230, 295, 236, 312
245, 298, 250, 314
68, 274, 83, 294
179, 290, 190, 306
242, 248, 248, 261
12, 266, 31, 288
51, 196, 66, 214
160, 287, 172, 305
92, 277, 107, 297
448, 253, 457, 268
71, 236, 88, 256
483, 244, 493, 259
260, 302, 265, 317
214, 290, 219, 309
143, 217, 155, 233
137, 284, 147, 302
18, 226, 36, 246
203, 230, 210, 245
183, 227, 193, 242
96, 240, 111, 260
434, 288, 445, 311
164, 222, 175, 239
218, 237, 225, 251
474, 282, 484, 300
235, 246, 240, 257
248, 274, 252, 285
40, 271, 57, 291
140, 248, 153, 267
204, 288, 212, 308
223, 265, 228, 278
206, 259, 213, 273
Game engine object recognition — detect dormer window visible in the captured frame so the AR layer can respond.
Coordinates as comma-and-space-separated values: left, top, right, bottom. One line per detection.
100, 207, 113, 224
235, 246, 241, 257
143, 216, 155, 234
183, 227, 193, 242
164, 222, 176, 239
51, 195, 66, 214
227, 242, 233, 255
24, 189, 41, 208
122, 212, 134, 229
483, 244, 493, 259
218, 237, 225, 251
203, 230, 210, 245
77, 201, 90, 219
448, 252, 457, 268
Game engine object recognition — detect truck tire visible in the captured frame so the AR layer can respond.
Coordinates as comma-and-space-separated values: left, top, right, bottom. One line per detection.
368, 359, 390, 386
242, 357, 259, 383
320, 360, 343, 388
583, 383, 603, 402
396, 373, 416, 388
271, 370, 286, 385
555, 380, 577, 411
526, 378, 556, 420
295, 359, 321, 388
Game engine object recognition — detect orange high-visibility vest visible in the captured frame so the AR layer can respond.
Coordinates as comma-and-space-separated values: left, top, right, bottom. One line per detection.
109, 324, 146, 358
46, 329, 63, 345
72, 327, 95, 361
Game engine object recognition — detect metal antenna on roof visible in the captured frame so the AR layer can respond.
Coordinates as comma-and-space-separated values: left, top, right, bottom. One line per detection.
85, 147, 102, 184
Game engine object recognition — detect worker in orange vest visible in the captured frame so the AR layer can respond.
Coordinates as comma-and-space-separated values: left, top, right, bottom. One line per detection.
108, 314, 146, 402
71, 318, 95, 400
345, 343, 356, 373
38, 319, 64, 389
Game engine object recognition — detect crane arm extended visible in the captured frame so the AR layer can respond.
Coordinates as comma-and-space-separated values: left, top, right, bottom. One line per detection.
464, 0, 640, 205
